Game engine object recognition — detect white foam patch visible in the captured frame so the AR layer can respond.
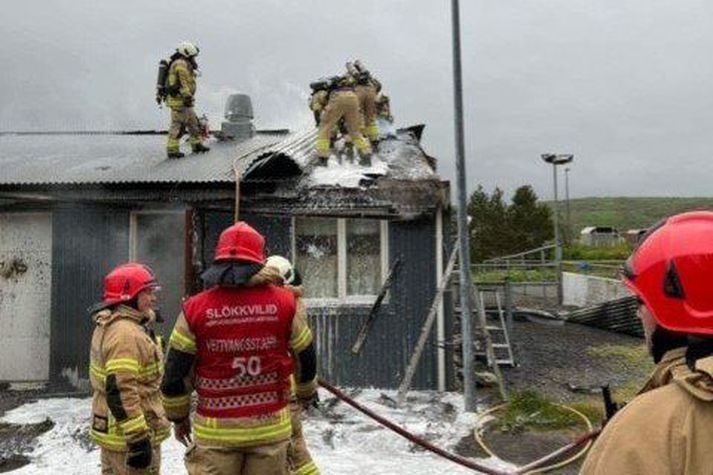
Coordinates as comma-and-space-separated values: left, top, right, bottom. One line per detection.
308, 156, 389, 188
2, 390, 515, 474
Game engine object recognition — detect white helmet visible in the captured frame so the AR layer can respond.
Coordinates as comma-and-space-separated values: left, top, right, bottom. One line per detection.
266, 255, 296, 284
176, 41, 199, 58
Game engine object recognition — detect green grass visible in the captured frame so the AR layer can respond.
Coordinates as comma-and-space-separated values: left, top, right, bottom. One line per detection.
563, 243, 632, 261
473, 268, 558, 283
495, 390, 588, 433
586, 344, 649, 366
568, 401, 604, 426
558, 197, 713, 232
568, 343, 654, 424
496, 343, 653, 432
561, 262, 621, 279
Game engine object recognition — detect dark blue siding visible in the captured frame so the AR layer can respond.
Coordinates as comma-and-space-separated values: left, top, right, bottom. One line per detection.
309, 218, 441, 389
242, 213, 293, 259
50, 208, 130, 380
200, 211, 292, 265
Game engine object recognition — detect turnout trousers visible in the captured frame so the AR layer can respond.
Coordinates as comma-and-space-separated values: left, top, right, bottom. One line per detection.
355, 84, 379, 142
287, 402, 319, 475
316, 91, 371, 159
100, 446, 161, 475
185, 441, 289, 475
167, 106, 201, 153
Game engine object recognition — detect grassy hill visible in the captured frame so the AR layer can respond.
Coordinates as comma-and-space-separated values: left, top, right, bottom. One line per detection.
555, 197, 713, 232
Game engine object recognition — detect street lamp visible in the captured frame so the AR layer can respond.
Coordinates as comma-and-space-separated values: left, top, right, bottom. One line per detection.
450, 0, 476, 413
564, 167, 571, 244
541, 154, 574, 263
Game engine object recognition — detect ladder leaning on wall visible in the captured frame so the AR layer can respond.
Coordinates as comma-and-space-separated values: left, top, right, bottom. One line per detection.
397, 248, 513, 403
451, 273, 512, 400
474, 289, 515, 367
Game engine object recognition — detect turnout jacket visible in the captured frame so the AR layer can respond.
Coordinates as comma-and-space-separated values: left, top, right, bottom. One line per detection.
284, 284, 318, 400
161, 267, 316, 448
581, 347, 713, 474
89, 306, 170, 451
166, 57, 197, 110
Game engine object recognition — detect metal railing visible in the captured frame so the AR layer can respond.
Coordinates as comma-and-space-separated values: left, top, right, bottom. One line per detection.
482, 243, 556, 264
561, 260, 625, 280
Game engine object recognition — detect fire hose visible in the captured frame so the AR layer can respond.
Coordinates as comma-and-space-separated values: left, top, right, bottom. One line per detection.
474, 403, 596, 474
318, 379, 602, 474
318, 379, 510, 475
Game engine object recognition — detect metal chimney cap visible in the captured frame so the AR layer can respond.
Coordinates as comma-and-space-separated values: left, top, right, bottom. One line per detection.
224, 93, 254, 121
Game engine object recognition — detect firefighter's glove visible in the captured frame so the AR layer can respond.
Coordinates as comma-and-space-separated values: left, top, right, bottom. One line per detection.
299, 392, 320, 411
126, 437, 152, 469
183, 96, 195, 107
173, 417, 193, 447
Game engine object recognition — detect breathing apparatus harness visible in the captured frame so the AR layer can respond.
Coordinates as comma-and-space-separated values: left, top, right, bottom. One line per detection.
155, 53, 198, 106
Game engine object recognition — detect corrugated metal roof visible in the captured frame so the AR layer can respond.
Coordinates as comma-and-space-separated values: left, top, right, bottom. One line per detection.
0, 131, 291, 185
0, 126, 440, 192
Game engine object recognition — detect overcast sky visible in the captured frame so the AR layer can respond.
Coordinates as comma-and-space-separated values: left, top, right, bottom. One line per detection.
3, 0, 713, 199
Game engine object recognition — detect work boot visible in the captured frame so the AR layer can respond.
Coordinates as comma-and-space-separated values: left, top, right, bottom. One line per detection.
192, 143, 211, 154
167, 151, 185, 159
359, 153, 372, 167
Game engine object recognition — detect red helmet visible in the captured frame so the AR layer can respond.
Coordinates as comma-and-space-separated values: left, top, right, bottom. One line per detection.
623, 211, 713, 335
103, 263, 160, 306
214, 222, 265, 264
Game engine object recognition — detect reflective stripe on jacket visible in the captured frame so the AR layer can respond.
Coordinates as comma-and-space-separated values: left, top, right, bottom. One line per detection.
285, 285, 317, 399
162, 267, 314, 448
89, 305, 170, 451
166, 58, 196, 110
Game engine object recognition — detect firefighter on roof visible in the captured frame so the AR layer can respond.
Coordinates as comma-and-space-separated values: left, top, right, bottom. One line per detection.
581, 211, 713, 474
375, 93, 393, 124
161, 222, 318, 475
159, 41, 210, 159
89, 263, 170, 474
347, 60, 381, 145
313, 75, 372, 167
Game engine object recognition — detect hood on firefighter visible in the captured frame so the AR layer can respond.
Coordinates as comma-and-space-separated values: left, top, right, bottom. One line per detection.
91, 304, 155, 326
201, 261, 264, 288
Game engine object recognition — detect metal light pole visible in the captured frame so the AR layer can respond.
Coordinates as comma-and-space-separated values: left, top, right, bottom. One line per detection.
541, 154, 574, 263
564, 167, 571, 244
451, 0, 476, 412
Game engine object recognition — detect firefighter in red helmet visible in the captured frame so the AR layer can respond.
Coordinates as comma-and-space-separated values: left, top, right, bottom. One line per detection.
582, 211, 713, 474
89, 263, 170, 474
161, 222, 317, 475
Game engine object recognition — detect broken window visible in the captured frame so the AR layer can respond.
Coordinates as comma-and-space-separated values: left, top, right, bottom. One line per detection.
295, 217, 388, 302
347, 219, 381, 296
295, 217, 338, 299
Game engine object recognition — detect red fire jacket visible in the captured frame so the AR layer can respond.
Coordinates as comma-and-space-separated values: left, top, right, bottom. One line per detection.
183, 285, 296, 419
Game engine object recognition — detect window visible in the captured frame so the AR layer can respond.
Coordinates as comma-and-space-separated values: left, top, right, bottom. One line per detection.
294, 217, 388, 302
130, 211, 186, 331
295, 218, 338, 299
347, 219, 381, 296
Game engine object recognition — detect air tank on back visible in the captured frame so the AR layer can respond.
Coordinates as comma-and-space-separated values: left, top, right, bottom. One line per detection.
220, 93, 255, 141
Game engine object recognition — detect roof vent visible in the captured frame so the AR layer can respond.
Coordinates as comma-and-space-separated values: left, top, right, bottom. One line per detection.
220, 93, 255, 142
